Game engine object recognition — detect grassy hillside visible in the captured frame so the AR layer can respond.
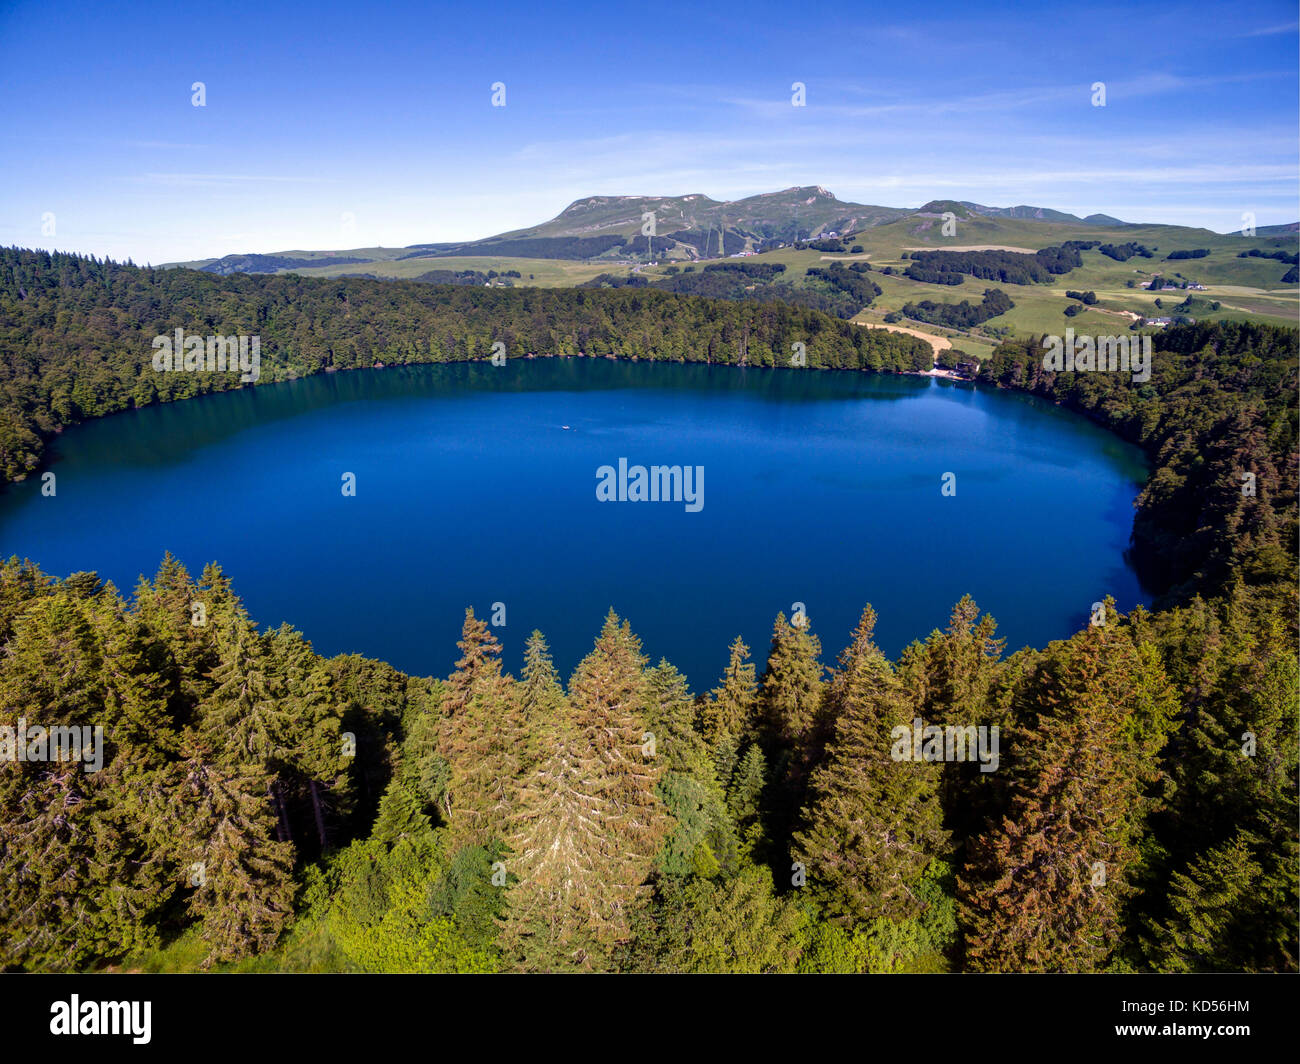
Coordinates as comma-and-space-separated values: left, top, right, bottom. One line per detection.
294, 255, 618, 286
161, 192, 1298, 346
447, 186, 909, 247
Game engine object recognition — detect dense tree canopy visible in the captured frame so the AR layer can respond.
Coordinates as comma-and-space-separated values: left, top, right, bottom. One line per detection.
0, 247, 932, 480
978, 321, 1297, 603
2, 557, 1291, 973
0, 247, 1294, 974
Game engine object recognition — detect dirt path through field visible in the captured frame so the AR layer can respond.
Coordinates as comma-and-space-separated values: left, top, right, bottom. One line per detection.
902, 244, 1036, 253
855, 321, 952, 352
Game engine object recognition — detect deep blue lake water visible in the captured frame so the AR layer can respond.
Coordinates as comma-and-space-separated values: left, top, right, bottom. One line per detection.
0, 360, 1149, 690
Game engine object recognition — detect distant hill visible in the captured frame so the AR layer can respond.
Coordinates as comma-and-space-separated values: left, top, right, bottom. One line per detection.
911, 200, 1125, 226
162, 187, 1296, 277
165, 186, 912, 270
402, 186, 911, 262
957, 202, 1128, 226
198, 253, 374, 276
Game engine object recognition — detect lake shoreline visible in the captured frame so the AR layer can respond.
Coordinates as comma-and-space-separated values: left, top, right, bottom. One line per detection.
1, 356, 1150, 684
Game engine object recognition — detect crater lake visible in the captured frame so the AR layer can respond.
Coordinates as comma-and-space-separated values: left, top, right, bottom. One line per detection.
0, 359, 1150, 687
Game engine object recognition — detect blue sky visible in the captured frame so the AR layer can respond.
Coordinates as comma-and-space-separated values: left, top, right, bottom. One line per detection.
2, 0, 1296, 263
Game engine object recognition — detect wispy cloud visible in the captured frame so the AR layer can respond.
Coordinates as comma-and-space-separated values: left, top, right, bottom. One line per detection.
122, 139, 209, 151
132, 173, 338, 188
718, 70, 1293, 121
1238, 21, 1299, 36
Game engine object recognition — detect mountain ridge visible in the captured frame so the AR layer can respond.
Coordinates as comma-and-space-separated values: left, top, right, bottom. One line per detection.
163, 186, 1297, 273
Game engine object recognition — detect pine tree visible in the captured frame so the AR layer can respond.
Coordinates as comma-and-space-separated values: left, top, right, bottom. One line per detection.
436, 609, 519, 848
0, 759, 170, 969
698, 635, 757, 748
1144, 832, 1282, 972
500, 611, 671, 969
909, 598, 1007, 854
515, 629, 564, 782
266, 624, 349, 849
958, 609, 1176, 972
758, 612, 825, 749
726, 742, 768, 856
1145, 588, 1298, 971
793, 606, 948, 923
755, 611, 825, 858
497, 700, 610, 971
201, 613, 286, 767
174, 755, 296, 967
567, 611, 672, 902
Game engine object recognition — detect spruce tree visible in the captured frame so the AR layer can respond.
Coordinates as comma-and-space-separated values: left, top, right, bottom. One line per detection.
497, 700, 610, 971
758, 612, 825, 749
515, 629, 564, 781
645, 659, 737, 878
755, 611, 825, 860
644, 659, 709, 775
266, 624, 349, 849
371, 775, 436, 848
1144, 832, 1285, 972
202, 613, 286, 767
501, 612, 671, 969
909, 598, 1007, 857
726, 743, 768, 856
0, 578, 177, 968
566, 611, 672, 901
698, 635, 758, 748
793, 606, 948, 923
436, 609, 519, 848
958, 609, 1177, 972
174, 754, 296, 967
0, 759, 169, 969
520, 629, 563, 721
924, 596, 1004, 729
1145, 588, 1298, 970
130, 554, 215, 706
